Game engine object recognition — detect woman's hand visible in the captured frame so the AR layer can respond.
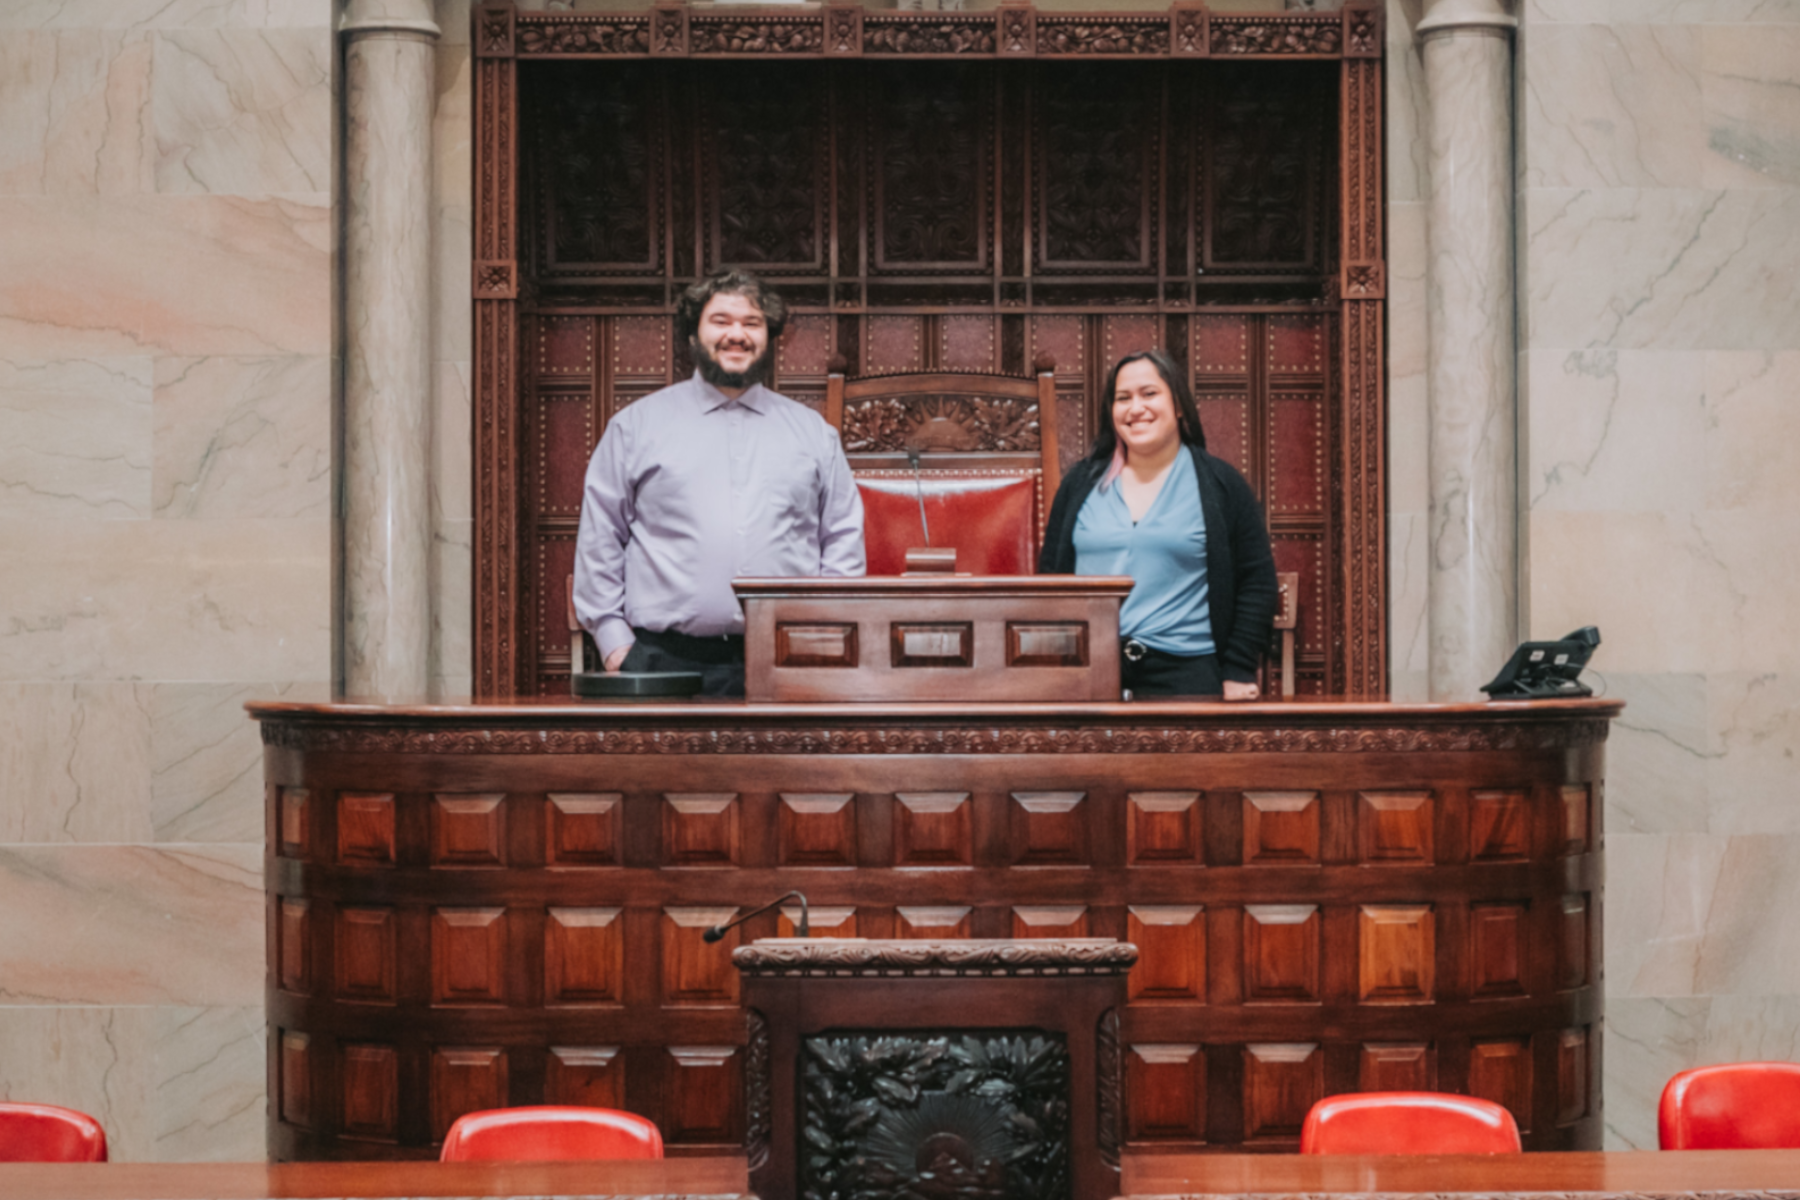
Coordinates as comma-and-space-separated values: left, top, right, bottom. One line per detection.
1222, 680, 1261, 702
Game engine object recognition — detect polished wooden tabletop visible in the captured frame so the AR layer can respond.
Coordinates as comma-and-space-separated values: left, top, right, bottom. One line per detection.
1121, 1149, 1800, 1196
0, 1156, 749, 1199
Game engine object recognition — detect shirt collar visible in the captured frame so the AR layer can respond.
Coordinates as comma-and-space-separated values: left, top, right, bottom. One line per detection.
691, 370, 768, 415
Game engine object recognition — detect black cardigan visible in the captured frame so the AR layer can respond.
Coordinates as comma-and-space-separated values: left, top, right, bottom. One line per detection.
1038, 444, 1279, 683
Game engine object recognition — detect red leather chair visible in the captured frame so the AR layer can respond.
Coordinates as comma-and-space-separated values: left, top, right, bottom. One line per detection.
0, 1103, 108, 1162
826, 361, 1061, 576
439, 1106, 663, 1162
1300, 1092, 1522, 1155
1659, 1061, 1800, 1149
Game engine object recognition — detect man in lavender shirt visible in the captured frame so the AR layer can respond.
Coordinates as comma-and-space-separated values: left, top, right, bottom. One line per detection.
572, 269, 866, 696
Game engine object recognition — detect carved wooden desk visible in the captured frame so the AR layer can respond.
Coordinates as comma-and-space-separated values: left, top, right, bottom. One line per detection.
735, 937, 1134, 1200
251, 697, 1617, 1162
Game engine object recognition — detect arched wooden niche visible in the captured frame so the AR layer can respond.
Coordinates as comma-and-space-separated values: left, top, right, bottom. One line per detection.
472, 1, 1386, 698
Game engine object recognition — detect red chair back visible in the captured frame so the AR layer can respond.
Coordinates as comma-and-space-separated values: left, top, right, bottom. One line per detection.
1300, 1092, 1521, 1155
0, 1103, 108, 1163
857, 476, 1037, 576
439, 1106, 663, 1162
1659, 1061, 1800, 1149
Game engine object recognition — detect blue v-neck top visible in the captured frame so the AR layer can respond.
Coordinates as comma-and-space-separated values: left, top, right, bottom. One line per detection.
1071, 449, 1214, 656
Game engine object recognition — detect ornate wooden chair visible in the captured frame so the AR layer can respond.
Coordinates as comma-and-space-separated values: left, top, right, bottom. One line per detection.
1300, 1092, 1522, 1155
825, 357, 1061, 576
1659, 1062, 1800, 1149
439, 1105, 664, 1161
0, 1103, 108, 1162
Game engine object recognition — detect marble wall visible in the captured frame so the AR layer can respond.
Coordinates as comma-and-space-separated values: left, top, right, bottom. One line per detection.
0, 0, 335, 1160
1514, 0, 1800, 1149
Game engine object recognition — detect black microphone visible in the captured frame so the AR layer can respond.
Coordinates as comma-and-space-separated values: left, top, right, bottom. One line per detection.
907, 448, 931, 547
702, 890, 809, 943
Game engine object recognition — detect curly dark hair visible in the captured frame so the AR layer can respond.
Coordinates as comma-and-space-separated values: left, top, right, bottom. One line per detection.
1086, 348, 1207, 460
673, 269, 788, 346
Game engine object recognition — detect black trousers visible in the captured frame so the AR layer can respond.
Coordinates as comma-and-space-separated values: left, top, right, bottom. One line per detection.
623, 628, 746, 698
1121, 642, 1224, 699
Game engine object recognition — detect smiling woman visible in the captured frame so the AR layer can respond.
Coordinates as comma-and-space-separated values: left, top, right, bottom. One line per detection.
1038, 349, 1277, 701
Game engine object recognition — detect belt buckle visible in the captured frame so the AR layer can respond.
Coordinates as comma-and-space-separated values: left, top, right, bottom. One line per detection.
1122, 638, 1147, 663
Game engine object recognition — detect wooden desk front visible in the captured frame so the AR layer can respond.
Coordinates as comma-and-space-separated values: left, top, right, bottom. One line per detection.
252, 697, 1617, 1162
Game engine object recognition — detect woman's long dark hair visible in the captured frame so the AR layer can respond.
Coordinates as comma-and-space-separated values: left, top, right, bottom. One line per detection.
1086, 348, 1206, 462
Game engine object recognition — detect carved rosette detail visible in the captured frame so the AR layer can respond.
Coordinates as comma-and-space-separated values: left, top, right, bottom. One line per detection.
261, 718, 1615, 756
473, 261, 516, 298
1096, 1008, 1122, 1168
1210, 18, 1342, 56
826, 7, 860, 54
516, 19, 651, 55
733, 939, 1138, 977
745, 1008, 772, 1169
652, 8, 685, 54
1347, 6, 1382, 57
999, 8, 1033, 54
690, 20, 825, 54
1344, 262, 1384, 297
1036, 19, 1170, 55
477, 5, 513, 56
1174, 9, 1206, 54
842, 394, 1040, 454
863, 20, 997, 55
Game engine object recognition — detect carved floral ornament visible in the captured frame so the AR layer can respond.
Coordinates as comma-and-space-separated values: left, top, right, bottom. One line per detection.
732, 938, 1139, 977
260, 718, 1613, 755
499, 5, 1375, 59
843, 395, 1041, 454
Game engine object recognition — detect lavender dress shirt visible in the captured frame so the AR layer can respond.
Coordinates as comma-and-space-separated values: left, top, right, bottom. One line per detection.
572, 372, 866, 662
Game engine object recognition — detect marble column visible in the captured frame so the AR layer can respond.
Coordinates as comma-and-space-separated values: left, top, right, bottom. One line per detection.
1420, 0, 1517, 700
341, 0, 439, 697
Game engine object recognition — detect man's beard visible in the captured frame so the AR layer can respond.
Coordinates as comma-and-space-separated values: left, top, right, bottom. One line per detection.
694, 336, 775, 389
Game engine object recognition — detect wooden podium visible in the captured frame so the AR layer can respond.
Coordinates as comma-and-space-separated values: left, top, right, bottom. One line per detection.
735, 576, 1134, 703
734, 938, 1134, 1200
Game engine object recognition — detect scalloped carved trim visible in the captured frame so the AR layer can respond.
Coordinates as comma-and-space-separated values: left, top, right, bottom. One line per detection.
261, 719, 1614, 756
516, 17, 651, 55
1210, 16, 1343, 56
731, 938, 1138, 976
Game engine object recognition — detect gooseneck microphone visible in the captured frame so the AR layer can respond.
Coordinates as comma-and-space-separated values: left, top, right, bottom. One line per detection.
702, 890, 810, 943
907, 448, 932, 547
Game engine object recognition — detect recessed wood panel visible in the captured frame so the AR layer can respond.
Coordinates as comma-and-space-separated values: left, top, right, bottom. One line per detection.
431, 908, 507, 1006
896, 906, 972, 939
662, 793, 739, 867
1357, 791, 1433, 865
545, 907, 623, 1005
1244, 1043, 1323, 1142
279, 1031, 311, 1129
336, 907, 397, 1003
1128, 906, 1205, 1002
1243, 905, 1320, 1002
279, 788, 309, 858
340, 1043, 399, 1142
776, 622, 858, 668
1471, 903, 1527, 998
431, 794, 505, 867
1128, 1045, 1204, 1141
1359, 1043, 1433, 1092
778, 793, 856, 867
666, 1047, 739, 1144
1558, 1028, 1589, 1125
1358, 904, 1435, 1004
1469, 789, 1530, 861
1128, 792, 1202, 864
1006, 622, 1089, 667
1243, 792, 1320, 865
662, 907, 739, 1004
1012, 905, 1088, 938
279, 898, 311, 994
1468, 1039, 1532, 1133
430, 1047, 507, 1141
546, 792, 621, 866
547, 1046, 624, 1109
894, 792, 971, 867
1559, 895, 1589, 990
890, 622, 973, 668
779, 905, 855, 938
337, 792, 396, 865
1011, 791, 1087, 866
1561, 785, 1591, 854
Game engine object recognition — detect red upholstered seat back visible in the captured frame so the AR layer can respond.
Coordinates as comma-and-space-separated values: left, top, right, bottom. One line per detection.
1300, 1092, 1522, 1155
439, 1105, 664, 1162
1659, 1062, 1800, 1149
857, 475, 1037, 576
0, 1103, 108, 1163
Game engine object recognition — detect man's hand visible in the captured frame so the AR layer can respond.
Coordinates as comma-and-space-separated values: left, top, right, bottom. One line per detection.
1222, 679, 1261, 702
604, 644, 632, 673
